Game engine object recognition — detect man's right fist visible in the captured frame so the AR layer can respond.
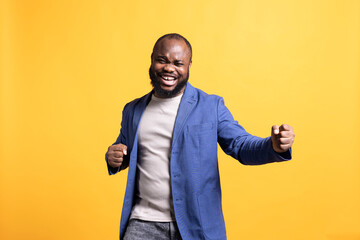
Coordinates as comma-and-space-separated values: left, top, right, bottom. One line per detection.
106, 143, 127, 168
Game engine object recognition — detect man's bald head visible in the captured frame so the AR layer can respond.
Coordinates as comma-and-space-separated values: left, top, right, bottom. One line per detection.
152, 33, 192, 61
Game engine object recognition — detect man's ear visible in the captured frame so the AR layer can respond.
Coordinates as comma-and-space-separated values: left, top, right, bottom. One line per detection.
189, 60, 192, 68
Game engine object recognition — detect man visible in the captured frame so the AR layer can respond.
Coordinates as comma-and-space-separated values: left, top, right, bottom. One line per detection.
106, 33, 295, 240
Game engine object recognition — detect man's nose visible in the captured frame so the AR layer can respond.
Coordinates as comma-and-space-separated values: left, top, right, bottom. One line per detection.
163, 64, 175, 72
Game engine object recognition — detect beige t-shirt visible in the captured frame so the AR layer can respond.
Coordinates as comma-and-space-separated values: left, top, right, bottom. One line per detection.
129, 93, 183, 222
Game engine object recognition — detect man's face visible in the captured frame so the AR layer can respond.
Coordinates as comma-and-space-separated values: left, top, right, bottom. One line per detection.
149, 38, 192, 98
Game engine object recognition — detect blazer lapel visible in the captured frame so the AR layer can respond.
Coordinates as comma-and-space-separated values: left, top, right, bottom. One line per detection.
130, 83, 197, 150
132, 92, 152, 133
127, 91, 152, 171
172, 82, 197, 147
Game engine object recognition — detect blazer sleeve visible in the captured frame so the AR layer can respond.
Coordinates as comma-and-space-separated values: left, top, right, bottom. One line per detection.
106, 104, 130, 175
216, 97, 291, 165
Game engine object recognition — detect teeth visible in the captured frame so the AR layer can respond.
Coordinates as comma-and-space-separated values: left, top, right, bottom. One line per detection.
162, 76, 175, 81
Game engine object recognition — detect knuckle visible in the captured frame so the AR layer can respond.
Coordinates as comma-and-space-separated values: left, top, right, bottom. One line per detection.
280, 144, 288, 149
120, 144, 127, 150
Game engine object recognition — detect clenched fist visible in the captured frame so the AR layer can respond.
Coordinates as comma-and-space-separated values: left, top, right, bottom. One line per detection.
271, 124, 295, 153
106, 143, 127, 168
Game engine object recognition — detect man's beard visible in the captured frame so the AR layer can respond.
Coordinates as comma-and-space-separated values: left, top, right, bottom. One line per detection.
149, 67, 189, 98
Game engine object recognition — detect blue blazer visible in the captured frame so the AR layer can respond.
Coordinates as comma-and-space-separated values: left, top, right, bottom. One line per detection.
107, 82, 291, 240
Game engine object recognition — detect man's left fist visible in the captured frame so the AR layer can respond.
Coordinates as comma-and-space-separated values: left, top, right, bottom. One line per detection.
271, 124, 295, 153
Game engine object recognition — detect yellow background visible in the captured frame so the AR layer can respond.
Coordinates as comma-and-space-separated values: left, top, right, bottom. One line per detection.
1, 0, 359, 239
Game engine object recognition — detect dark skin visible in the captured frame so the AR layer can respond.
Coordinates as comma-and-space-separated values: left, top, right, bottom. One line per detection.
150, 38, 192, 98
106, 37, 294, 169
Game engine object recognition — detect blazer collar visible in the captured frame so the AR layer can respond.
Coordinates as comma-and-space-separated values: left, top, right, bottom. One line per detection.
172, 82, 197, 147
133, 82, 197, 147
132, 90, 152, 131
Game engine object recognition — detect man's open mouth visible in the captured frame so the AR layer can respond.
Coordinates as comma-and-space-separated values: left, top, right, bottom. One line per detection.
160, 75, 177, 86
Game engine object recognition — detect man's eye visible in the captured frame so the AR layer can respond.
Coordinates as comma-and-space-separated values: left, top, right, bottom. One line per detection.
175, 62, 183, 66
157, 59, 166, 63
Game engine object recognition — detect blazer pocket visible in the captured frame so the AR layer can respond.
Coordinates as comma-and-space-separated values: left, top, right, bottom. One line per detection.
187, 122, 214, 135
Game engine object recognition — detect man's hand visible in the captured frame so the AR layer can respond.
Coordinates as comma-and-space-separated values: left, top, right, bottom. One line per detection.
106, 144, 127, 168
271, 124, 295, 153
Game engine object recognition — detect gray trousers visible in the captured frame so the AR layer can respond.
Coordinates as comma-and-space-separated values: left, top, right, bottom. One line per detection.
123, 219, 182, 240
